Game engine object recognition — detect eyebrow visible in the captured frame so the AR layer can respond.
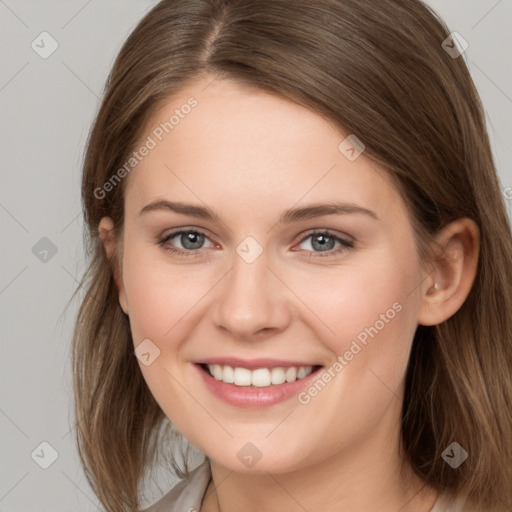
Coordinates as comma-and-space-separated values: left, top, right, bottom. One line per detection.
138, 200, 378, 223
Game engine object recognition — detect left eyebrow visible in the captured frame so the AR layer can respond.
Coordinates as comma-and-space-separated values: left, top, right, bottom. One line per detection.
138, 200, 378, 222
279, 201, 378, 223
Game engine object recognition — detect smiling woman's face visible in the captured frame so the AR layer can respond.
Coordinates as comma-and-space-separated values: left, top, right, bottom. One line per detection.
101, 75, 430, 474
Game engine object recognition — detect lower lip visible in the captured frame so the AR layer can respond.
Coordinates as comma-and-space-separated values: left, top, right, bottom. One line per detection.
194, 364, 322, 408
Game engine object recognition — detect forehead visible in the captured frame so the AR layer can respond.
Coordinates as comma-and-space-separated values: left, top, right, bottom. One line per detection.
124, 77, 403, 224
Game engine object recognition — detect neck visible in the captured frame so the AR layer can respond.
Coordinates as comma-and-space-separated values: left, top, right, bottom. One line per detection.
200, 398, 438, 512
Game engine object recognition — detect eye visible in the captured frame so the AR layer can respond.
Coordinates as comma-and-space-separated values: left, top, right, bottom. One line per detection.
157, 228, 355, 259
157, 228, 215, 258
294, 230, 354, 258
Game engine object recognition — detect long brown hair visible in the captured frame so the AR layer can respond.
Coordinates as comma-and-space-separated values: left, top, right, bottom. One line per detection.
71, 1, 512, 510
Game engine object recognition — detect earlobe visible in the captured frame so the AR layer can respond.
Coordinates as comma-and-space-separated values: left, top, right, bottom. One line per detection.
417, 218, 480, 326
98, 216, 129, 315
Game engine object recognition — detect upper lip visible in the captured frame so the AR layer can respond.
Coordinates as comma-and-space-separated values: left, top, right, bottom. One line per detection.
196, 357, 322, 370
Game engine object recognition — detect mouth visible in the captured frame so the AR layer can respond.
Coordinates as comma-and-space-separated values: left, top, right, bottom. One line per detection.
193, 357, 325, 408
199, 363, 323, 387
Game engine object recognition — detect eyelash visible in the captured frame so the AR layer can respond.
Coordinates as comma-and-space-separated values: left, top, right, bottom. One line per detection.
157, 228, 355, 259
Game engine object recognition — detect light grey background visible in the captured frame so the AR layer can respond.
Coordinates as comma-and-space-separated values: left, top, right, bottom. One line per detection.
1, 1, 511, 511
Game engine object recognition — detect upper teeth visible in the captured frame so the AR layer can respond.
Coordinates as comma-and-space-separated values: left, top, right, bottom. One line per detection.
207, 364, 313, 387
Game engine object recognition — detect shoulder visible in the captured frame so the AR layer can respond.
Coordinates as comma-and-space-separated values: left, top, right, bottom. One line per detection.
141, 459, 212, 512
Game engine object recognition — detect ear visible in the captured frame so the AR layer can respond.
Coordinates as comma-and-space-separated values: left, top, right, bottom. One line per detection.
98, 217, 129, 315
417, 218, 480, 326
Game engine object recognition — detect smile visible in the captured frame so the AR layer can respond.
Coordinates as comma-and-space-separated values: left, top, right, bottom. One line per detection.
205, 364, 315, 386
195, 359, 323, 408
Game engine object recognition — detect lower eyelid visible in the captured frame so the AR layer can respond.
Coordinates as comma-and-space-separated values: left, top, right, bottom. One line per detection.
158, 230, 354, 255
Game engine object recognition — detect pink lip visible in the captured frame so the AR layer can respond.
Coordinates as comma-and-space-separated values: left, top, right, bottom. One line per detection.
196, 357, 319, 370
194, 363, 322, 408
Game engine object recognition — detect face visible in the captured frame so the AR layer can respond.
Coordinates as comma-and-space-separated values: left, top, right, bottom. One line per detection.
107, 75, 428, 474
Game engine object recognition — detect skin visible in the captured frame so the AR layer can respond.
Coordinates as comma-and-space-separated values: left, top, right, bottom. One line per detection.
99, 74, 479, 512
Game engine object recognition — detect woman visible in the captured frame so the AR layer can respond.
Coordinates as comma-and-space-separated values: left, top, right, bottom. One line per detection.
71, 1, 512, 511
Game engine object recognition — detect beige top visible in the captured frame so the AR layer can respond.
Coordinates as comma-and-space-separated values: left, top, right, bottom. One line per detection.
141, 459, 472, 512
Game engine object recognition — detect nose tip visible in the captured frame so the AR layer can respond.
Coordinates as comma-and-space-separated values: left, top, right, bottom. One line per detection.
211, 250, 291, 341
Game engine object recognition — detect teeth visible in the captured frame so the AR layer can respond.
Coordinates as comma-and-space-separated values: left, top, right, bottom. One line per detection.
285, 367, 297, 382
222, 365, 234, 383
207, 364, 314, 386
252, 368, 270, 387
297, 367, 308, 379
234, 367, 252, 386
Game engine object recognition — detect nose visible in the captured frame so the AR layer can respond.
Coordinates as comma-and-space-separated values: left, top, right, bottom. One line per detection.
211, 247, 292, 342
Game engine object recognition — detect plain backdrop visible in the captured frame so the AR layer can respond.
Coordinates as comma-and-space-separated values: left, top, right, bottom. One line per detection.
1, 1, 511, 511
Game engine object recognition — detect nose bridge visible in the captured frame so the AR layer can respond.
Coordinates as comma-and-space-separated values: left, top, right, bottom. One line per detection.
212, 238, 290, 338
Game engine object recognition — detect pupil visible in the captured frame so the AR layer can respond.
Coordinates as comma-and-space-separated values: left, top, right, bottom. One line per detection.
313, 234, 334, 251
183, 232, 203, 249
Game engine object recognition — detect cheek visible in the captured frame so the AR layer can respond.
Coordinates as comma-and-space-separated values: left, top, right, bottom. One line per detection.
288, 248, 421, 397
122, 243, 204, 345
294, 249, 418, 342
284, 258, 420, 457
121, 245, 211, 425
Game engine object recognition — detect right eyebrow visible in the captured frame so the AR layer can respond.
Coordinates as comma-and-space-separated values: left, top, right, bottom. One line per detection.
138, 200, 220, 221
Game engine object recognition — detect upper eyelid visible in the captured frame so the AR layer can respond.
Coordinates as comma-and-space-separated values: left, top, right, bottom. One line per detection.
160, 227, 353, 247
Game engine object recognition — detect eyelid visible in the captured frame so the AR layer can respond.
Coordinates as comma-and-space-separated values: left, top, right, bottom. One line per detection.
159, 226, 217, 248
157, 227, 355, 258
292, 227, 354, 245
